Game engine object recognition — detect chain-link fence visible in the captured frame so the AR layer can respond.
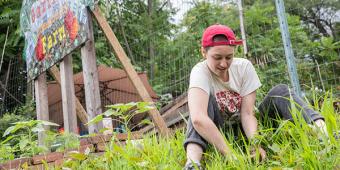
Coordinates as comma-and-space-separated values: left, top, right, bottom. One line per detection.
1, 0, 339, 117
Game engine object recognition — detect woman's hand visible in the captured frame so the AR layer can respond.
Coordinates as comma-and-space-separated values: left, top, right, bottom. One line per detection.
250, 146, 266, 161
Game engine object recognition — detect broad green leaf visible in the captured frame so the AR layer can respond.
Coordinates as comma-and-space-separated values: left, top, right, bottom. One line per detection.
31, 126, 45, 133
3, 126, 17, 137
1, 135, 15, 144
38, 120, 60, 127
86, 115, 103, 125
135, 106, 154, 114
99, 128, 111, 133
103, 109, 114, 117
106, 103, 125, 109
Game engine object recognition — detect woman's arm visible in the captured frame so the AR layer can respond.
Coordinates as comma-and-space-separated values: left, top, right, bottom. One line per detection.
240, 91, 258, 139
188, 88, 232, 156
240, 90, 266, 160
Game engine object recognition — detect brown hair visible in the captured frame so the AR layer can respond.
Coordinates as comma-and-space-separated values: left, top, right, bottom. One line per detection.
204, 34, 229, 51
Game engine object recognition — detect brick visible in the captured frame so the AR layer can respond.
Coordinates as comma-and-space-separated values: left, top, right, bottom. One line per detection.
32, 152, 63, 165
88, 134, 112, 144
90, 152, 105, 157
79, 138, 90, 146
96, 142, 108, 152
0, 157, 31, 169
79, 144, 95, 154
114, 132, 143, 141
28, 164, 45, 170
28, 161, 56, 170
53, 159, 64, 168
64, 144, 94, 159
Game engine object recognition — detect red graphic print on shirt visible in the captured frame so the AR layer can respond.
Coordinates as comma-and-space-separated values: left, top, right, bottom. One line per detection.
215, 90, 242, 115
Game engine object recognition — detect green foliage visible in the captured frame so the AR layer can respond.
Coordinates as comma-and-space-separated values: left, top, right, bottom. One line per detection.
0, 100, 35, 141
0, 94, 339, 169
0, 0, 24, 62
59, 95, 340, 169
53, 132, 80, 152
1, 120, 59, 158
87, 102, 154, 133
61, 92, 339, 169
0, 100, 36, 161
0, 139, 15, 163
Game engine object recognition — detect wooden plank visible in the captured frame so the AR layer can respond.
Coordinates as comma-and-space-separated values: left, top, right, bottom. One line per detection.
140, 96, 188, 134
91, 6, 169, 136
49, 66, 88, 125
162, 96, 188, 118
60, 55, 78, 133
159, 93, 187, 114
34, 73, 49, 146
81, 9, 103, 133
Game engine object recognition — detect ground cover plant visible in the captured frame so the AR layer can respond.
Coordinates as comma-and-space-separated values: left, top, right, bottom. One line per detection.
58, 92, 339, 170
0, 92, 339, 169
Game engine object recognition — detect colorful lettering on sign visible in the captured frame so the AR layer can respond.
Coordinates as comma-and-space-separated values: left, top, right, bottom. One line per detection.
36, 25, 67, 61
41, 36, 46, 55
58, 25, 66, 40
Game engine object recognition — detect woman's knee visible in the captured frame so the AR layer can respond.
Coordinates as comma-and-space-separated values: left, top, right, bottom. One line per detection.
268, 84, 290, 97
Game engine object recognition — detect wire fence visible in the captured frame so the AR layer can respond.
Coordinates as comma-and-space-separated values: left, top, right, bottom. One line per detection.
0, 0, 339, 118
0, 58, 28, 115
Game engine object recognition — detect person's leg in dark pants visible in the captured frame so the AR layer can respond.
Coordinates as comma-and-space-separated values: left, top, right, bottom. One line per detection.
258, 84, 324, 123
258, 84, 326, 134
183, 95, 223, 169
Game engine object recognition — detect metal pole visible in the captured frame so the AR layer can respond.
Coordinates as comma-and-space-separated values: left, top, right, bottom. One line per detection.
237, 0, 248, 56
275, 0, 302, 96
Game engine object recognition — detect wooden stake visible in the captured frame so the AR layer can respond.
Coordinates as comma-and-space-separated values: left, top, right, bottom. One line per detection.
49, 66, 88, 125
81, 9, 103, 133
60, 55, 78, 133
91, 6, 169, 136
34, 73, 49, 146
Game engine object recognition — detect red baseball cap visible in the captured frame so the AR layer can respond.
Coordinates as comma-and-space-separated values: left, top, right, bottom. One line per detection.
201, 24, 243, 47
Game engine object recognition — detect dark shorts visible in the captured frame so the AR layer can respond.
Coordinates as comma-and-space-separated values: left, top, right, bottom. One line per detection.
183, 84, 324, 151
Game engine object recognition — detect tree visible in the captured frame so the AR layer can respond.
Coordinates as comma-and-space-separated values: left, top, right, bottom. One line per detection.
0, 0, 27, 114
0, 0, 24, 75
285, 0, 340, 40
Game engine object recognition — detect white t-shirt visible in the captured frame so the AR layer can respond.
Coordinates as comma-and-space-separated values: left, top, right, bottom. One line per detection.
189, 58, 261, 124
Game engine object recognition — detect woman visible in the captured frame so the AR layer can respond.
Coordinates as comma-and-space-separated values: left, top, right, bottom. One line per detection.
183, 24, 327, 170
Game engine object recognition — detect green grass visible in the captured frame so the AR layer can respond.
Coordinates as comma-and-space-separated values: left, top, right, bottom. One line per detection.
61, 93, 340, 170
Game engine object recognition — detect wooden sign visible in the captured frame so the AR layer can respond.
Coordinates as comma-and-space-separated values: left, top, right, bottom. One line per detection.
20, 0, 89, 81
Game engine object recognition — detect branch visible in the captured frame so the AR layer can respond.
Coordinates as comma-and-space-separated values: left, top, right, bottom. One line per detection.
0, 26, 9, 73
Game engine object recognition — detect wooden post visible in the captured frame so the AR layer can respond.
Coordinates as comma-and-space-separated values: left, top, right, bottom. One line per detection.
148, 0, 155, 79
91, 6, 169, 136
49, 66, 88, 125
237, 0, 248, 56
34, 73, 49, 146
59, 55, 78, 133
81, 9, 103, 133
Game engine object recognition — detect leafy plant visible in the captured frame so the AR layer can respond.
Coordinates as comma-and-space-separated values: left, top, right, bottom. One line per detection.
0, 139, 15, 163
87, 102, 154, 133
1, 120, 59, 157
49, 132, 80, 153
0, 99, 36, 140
